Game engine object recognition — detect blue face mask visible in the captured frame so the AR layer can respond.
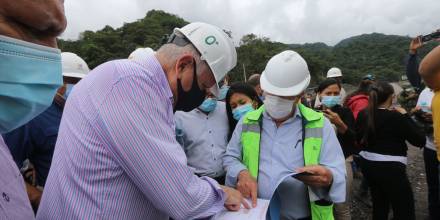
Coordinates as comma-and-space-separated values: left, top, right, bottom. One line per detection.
199, 98, 217, 113
321, 95, 341, 108
64, 84, 74, 100
0, 35, 62, 133
232, 104, 255, 121
218, 86, 229, 101
420, 102, 432, 113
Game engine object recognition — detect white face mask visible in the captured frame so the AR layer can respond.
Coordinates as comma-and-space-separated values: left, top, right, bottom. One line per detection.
264, 94, 296, 119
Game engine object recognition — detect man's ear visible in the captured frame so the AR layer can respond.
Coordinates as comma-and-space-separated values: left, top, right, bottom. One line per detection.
175, 55, 197, 91
175, 55, 195, 79
295, 92, 305, 103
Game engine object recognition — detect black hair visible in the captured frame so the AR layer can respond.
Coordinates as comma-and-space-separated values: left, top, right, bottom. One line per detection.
316, 78, 341, 94
362, 81, 394, 145
247, 74, 261, 87
343, 79, 374, 106
225, 82, 263, 140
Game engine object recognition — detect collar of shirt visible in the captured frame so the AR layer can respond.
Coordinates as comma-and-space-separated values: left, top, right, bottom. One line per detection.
137, 55, 174, 102
194, 108, 218, 118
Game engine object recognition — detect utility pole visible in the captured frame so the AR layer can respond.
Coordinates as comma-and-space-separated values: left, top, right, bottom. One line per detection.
243, 63, 247, 82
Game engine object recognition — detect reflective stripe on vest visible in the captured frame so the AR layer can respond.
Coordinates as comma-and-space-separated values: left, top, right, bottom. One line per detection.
240, 104, 334, 220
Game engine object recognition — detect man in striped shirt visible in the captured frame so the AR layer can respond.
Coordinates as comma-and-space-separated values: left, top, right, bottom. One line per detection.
37, 23, 247, 219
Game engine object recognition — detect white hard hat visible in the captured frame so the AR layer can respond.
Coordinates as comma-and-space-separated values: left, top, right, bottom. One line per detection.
260, 50, 310, 96
61, 52, 90, 79
174, 22, 237, 96
128, 47, 155, 60
326, 67, 342, 78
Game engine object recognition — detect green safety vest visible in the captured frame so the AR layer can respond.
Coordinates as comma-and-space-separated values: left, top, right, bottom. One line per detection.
240, 104, 334, 220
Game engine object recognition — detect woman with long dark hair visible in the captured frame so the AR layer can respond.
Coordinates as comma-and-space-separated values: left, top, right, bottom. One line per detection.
356, 81, 426, 220
225, 82, 263, 140
344, 77, 375, 119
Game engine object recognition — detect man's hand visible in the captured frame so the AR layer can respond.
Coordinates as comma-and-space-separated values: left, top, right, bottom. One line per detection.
220, 186, 250, 211
0, 0, 67, 47
237, 170, 258, 207
423, 112, 433, 122
409, 36, 423, 54
295, 165, 333, 188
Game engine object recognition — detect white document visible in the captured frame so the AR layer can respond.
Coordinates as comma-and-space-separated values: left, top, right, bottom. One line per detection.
212, 199, 270, 220
213, 171, 317, 220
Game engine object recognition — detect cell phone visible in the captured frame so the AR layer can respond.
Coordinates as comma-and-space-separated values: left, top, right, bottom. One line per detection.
421, 31, 440, 43
292, 171, 314, 178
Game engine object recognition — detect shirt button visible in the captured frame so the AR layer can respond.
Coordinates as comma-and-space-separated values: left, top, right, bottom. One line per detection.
211, 144, 214, 147
2, 192, 9, 202
209, 131, 212, 134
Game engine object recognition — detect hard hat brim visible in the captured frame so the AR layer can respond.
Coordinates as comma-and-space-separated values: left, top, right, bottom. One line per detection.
327, 74, 342, 78
62, 72, 86, 79
260, 71, 311, 97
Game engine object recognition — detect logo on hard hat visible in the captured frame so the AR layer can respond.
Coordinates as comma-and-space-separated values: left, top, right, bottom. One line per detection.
205, 36, 218, 45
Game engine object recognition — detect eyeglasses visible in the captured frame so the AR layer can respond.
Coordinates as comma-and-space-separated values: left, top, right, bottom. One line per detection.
167, 33, 191, 47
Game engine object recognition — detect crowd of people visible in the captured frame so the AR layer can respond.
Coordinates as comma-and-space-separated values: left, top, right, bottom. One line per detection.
1, 1, 440, 220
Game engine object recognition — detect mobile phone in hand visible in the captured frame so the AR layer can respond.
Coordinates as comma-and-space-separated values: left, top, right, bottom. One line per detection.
292, 171, 314, 179
421, 31, 440, 43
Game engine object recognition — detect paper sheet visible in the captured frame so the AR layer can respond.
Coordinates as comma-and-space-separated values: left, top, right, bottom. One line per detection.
212, 199, 270, 220
213, 171, 319, 220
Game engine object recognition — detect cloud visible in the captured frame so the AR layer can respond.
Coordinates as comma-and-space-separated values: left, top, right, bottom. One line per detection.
62, 0, 440, 45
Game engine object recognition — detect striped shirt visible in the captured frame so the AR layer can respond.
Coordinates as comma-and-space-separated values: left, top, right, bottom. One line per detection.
37, 56, 226, 220
0, 137, 35, 220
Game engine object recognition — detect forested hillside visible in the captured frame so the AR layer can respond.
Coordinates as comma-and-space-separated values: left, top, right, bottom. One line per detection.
59, 10, 437, 85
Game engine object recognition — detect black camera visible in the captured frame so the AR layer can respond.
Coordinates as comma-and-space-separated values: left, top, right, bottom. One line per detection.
421, 30, 440, 43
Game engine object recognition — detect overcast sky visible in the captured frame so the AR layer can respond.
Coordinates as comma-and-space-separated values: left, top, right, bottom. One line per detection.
62, 0, 440, 45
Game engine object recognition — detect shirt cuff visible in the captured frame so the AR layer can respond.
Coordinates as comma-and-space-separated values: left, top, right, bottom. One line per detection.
327, 167, 346, 203
192, 176, 227, 219
309, 167, 346, 203
225, 163, 247, 187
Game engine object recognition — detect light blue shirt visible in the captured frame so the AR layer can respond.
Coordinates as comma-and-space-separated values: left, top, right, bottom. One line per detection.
175, 101, 229, 178
223, 106, 346, 219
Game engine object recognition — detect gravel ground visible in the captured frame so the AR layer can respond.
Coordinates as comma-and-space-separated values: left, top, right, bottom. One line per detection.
351, 146, 429, 220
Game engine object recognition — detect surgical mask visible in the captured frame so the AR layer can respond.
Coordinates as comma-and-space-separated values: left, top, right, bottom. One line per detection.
232, 103, 254, 121
64, 84, 74, 100
218, 86, 229, 100
0, 35, 62, 133
259, 96, 265, 101
264, 94, 296, 119
174, 60, 206, 112
199, 98, 217, 113
321, 95, 341, 108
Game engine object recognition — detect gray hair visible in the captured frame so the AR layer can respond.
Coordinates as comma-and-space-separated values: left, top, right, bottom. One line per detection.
156, 41, 208, 75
